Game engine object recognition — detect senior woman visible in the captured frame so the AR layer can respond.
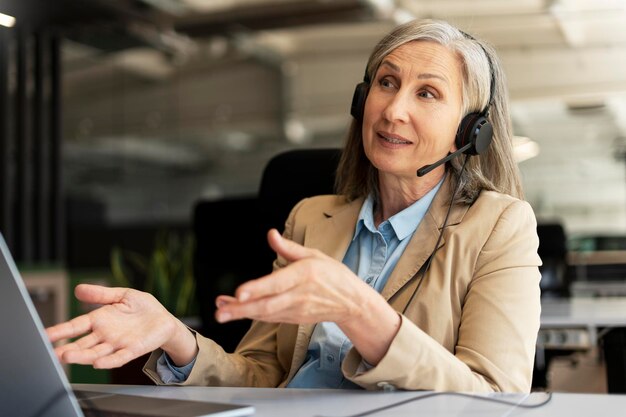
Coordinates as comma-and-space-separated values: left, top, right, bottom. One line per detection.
47, 19, 541, 393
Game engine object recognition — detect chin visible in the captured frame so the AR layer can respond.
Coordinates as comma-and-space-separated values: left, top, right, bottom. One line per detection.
367, 151, 411, 172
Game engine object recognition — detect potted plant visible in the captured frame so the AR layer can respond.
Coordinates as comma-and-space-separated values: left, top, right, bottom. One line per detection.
110, 230, 197, 319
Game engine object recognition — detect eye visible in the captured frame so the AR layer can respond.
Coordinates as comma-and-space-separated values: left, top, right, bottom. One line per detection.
378, 76, 397, 90
418, 89, 436, 99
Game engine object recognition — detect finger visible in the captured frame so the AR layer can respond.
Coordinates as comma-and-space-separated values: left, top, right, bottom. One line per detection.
219, 291, 305, 324
46, 314, 93, 342
230, 230, 319, 303
73, 333, 101, 350
234, 262, 305, 302
90, 343, 116, 361
62, 343, 116, 365
93, 348, 136, 369
74, 284, 128, 306
54, 332, 101, 358
267, 229, 318, 263
215, 295, 237, 308
55, 341, 79, 361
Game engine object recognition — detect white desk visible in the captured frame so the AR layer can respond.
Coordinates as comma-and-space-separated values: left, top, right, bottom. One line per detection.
541, 297, 626, 328
540, 297, 626, 347
539, 297, 626, 393
73, 384, 626, 417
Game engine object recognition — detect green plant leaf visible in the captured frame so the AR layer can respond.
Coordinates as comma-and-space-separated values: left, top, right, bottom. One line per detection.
150, 249, 171, 311
110, 247, 131, 288
171, 235, 196, 316
175, 272, 195, 317
111, 230, 196, 317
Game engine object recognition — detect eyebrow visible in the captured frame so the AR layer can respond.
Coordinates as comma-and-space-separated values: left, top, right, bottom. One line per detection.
379, 60, 449, 84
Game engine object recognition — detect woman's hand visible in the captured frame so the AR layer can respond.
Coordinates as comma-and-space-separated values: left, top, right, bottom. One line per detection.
216, 229, 369, 325
215, 229, 401, 365
46, 284, 198, 369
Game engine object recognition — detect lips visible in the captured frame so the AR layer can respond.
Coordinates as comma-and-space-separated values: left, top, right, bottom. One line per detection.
377, 131, 413, 145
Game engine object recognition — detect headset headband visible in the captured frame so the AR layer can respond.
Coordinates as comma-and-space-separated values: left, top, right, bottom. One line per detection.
458, 30, 495, 116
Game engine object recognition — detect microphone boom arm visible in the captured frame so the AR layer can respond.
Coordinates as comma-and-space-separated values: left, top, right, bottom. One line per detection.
416, 142, 473, 177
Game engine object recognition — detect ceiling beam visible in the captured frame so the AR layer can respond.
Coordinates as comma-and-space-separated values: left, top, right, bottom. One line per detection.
174, 0, 372, 37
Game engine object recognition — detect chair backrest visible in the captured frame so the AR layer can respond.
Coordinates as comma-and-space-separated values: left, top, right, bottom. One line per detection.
193, 196, 262, 351
258, 148, 342, 233
192, 148, 341, 350
537, 223, 569, 297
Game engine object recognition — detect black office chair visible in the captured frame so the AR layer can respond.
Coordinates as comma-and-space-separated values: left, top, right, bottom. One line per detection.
193, 148, 341, 352
258, 148, 342, 234
533, 222, 571, 390
193, 196, 265, 352
537, 223, 569, 298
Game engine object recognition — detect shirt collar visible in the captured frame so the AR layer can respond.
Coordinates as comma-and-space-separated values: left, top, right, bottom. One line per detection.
353, 177, 445, 241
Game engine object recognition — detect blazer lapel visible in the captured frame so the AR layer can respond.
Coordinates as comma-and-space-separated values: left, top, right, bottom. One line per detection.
381, 176, 470, 304
303, 197, 364, 261
380, 207, 442, 301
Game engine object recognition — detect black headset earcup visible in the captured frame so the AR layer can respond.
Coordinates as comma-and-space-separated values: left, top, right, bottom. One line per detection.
455, 112, 493, 155
350, 82, 369, 121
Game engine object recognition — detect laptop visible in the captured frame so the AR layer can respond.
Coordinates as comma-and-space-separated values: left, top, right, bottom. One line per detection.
0, 233, 254, 417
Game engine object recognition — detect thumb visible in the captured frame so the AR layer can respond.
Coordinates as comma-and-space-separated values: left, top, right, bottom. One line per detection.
267, 228, 316, 263
74, 283, 128, 305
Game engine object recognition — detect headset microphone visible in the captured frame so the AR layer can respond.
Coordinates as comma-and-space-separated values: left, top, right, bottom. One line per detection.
416, 143, 472, 177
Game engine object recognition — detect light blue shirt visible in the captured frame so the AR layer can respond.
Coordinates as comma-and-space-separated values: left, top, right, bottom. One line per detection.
287, 180, 442, 388
158, 179, 443, 387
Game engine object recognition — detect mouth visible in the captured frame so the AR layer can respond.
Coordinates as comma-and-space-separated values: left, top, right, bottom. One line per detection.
377, 131, 413, 145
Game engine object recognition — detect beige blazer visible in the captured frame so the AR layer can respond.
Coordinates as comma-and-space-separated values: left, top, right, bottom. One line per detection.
144, 177, 542, 392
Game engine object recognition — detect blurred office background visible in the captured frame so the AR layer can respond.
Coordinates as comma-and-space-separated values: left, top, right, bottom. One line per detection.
2, 0, 626, 390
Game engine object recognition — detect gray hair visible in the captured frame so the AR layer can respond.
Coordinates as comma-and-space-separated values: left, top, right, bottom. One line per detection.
336, 19, 524, 204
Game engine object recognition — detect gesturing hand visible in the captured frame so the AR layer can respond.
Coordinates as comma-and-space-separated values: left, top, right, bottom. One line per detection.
46, 284, 197, 369
215, 229, 373, 325
215, 229, 401, 365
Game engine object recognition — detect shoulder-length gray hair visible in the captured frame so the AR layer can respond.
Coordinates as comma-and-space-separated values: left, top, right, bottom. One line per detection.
335, 19, 524, 204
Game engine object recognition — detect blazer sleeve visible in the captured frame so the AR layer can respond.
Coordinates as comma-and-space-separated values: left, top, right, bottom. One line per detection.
143, 321, 285, 387
143, 199, 310, 387
342, 200, 542, 392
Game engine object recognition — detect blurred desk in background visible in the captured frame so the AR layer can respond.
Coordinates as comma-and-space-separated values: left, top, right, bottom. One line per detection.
539, 297, 626, 393
570, 281, 626, 297
22, 268, 68, 328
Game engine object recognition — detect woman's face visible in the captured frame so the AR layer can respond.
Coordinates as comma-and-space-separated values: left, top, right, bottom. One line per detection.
362, 41, 464, 182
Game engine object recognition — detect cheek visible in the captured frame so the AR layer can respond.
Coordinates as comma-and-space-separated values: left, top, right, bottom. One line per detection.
361, 103, 376, 141
362, 98, 375, 127
448, 127, 459, 152
435, 114, 461, 151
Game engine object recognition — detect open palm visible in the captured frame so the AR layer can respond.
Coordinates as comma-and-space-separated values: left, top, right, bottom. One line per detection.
47, 284, 178, 369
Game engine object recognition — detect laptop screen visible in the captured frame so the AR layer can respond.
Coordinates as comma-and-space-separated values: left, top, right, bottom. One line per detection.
0, 234, 83, 417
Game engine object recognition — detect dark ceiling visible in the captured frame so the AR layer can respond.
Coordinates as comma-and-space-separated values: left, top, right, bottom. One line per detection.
0, 0, 372, 35
0, 0, 157, 29
0, 0, 373, 55
174, 0, 372, 37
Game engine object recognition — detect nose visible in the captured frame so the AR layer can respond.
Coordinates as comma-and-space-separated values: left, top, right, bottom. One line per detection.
382, 90, 411, 124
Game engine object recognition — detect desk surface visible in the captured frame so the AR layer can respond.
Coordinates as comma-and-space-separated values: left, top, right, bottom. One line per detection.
73, 384, 626, 417
541, 296, 626, 328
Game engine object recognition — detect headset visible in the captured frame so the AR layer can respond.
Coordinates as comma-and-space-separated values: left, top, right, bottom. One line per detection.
350, 31, 496, 177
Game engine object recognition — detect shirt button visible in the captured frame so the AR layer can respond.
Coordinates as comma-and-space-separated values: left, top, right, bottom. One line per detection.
326, 355, 335, 363
366, 276, 373, 284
